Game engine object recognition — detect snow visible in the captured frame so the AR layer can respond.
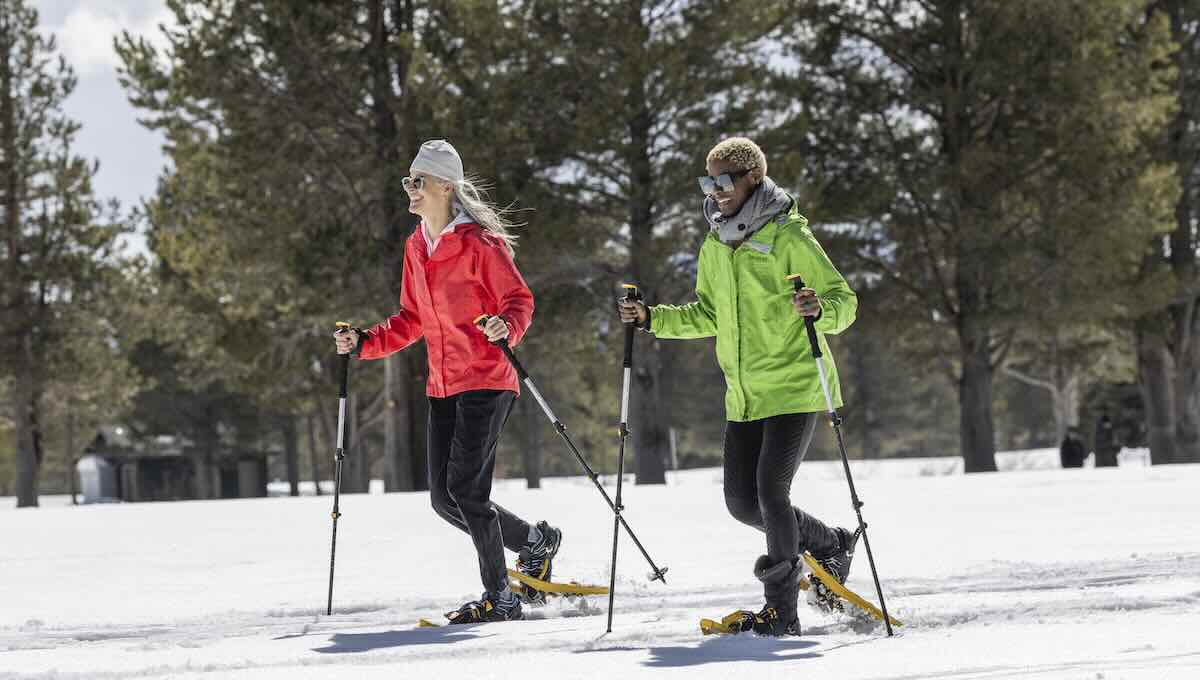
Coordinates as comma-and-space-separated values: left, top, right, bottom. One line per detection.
2, 453, 1198, 679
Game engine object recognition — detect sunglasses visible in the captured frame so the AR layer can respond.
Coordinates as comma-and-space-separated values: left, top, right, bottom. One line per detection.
402, 175, 428, 192
697, 168, 753, 196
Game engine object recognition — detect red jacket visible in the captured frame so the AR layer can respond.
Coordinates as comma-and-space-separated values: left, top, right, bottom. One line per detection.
358, 222, 534, 398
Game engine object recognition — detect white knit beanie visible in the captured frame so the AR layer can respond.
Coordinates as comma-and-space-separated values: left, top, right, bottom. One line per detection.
410, 139, 464, 183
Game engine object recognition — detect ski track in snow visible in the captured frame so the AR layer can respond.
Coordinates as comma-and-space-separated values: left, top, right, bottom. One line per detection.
2, 457, 1199, 679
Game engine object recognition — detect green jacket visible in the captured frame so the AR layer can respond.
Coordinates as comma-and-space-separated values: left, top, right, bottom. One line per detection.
650, 203, 857, 421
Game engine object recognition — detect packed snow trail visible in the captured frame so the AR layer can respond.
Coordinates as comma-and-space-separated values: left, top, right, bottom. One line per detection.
2, 456, 1199, 679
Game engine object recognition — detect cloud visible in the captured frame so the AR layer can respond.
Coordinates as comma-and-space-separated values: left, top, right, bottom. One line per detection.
27, 2, 177, 219
41, 4, 175, 76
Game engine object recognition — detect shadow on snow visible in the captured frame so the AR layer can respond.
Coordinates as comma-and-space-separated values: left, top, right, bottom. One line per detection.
573, 636, 821, 668
310, 626, 494, 654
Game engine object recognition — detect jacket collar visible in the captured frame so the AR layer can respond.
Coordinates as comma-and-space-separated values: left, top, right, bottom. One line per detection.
706, 199, 805, 250
430, 228, 466, 262
418, 220, 479, 263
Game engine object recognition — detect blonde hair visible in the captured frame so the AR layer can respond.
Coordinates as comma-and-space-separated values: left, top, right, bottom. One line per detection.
451, 175, 520, 256
706, 137, 767, 175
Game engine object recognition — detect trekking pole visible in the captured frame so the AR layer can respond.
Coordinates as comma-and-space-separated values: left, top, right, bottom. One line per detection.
607, 283, 641, 632
788, 275, 895, 637
473, 315, 669, 588
326, 321, 352, 616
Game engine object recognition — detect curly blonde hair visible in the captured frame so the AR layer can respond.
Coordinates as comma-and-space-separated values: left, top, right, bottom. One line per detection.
706, 137, 767, 175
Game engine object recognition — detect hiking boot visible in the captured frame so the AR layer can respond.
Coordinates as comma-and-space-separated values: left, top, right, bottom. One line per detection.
515, 521, 562, 605
753, 554, 803, 636
445, 589, 524, 624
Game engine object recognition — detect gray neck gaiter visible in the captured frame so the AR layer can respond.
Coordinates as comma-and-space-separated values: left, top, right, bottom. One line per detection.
703, 176, 792, 244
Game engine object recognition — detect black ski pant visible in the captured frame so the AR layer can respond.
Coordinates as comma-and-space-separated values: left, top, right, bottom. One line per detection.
427, 389, 532, 594
723, 411, 840, 565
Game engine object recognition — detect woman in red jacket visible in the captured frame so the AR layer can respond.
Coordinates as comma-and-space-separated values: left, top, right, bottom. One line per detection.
334, 140, 560, 624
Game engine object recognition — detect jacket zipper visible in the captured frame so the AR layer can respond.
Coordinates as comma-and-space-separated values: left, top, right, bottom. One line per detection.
731, 247, 749, 420
424, 261, 445, 397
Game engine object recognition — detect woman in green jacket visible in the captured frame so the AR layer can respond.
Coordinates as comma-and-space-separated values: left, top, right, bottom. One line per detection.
618, 137, 858, 637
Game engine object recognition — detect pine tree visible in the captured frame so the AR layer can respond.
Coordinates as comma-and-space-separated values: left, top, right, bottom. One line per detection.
1136, 0, 1200, 465
510, 0, 794, 483
778, 0, 1176, 471
0, 0, 129, 506
117, 1, 442, 492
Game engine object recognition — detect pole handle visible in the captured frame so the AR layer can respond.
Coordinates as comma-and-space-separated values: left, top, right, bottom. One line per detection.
334, 322, 352, 398
620, 283, 641, 368
787, 275, 822, 359
475, 315, 529, 380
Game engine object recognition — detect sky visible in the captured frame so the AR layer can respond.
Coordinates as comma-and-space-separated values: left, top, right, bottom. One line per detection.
33, 1, 176, 216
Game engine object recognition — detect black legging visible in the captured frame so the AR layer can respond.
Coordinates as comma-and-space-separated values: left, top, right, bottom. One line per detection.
427, 389, 533, 594
723, 412, 840, 564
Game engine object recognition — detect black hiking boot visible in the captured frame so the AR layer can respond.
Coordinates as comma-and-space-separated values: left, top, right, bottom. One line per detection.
807, 526, 861, 612
445, 589, 524, 624
711, 555, 803, 637
714, 605, 801, 637
754, 554, 803, 636
515, 521, 562, 605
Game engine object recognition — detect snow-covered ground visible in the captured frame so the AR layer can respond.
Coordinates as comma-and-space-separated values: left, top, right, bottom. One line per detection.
2, 451, 1198, 679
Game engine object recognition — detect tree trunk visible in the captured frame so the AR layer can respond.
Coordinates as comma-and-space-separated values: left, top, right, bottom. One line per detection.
1165, 0, 1200, 464
193, 436, 216, 500
1172, 340, 1200, 463
355, 391, 372, 493
369, 0, 418, 493
398, 58, 427, 493
517, 392, 542, 489
66, 405, 77, 505
306, 412, 323, 495
383, 355, 413, 491
317, 401, 340, 494
958, 321, 998, 473
13, 349, 39, 507
391, 0, 429, 494
625, 23, 668, 484
1168, 299, 1200, 463
281, 415, 300, 496
632, 339, 668, 484
2, 14, 37, 507
357, 437, 372, 493
381, 352, 429, 493
401, 351, 428, 491
1049, 344, 1079, 442
1137, 325, 1177, 465
341, 391, 368, 493
1055, 379, 1081, 442
849, 332, 882, 457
